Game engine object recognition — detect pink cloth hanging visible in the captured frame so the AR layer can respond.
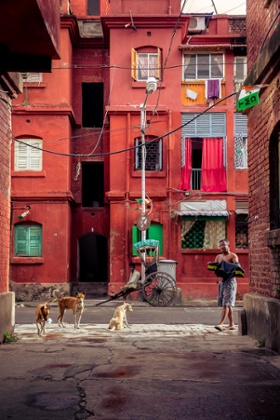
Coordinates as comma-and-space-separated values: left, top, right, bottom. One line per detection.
206, 79, 220, 100
179, 138, 192, 190
201, 138, 226, 192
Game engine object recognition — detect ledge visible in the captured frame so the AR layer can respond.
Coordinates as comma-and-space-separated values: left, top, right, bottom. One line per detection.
11, 257, 44, 265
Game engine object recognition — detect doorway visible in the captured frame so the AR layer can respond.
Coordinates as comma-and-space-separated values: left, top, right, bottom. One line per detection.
78, 232, 108, 282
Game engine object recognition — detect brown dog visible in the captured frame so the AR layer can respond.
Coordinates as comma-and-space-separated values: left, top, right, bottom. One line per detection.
108, 303, 133, 331
53, 290, 86, 328
35, 299, 53, 336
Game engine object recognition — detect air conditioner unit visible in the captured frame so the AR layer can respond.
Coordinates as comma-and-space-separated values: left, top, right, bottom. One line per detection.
188, 17, 206, 33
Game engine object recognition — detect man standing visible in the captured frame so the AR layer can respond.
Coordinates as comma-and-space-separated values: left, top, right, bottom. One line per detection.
214, 239, 239, 331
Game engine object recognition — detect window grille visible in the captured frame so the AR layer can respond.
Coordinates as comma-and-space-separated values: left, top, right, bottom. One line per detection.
181, 217, 226, 249
234, 113, 248, 169
235, 214, 248, 249
135, 138, 162, 171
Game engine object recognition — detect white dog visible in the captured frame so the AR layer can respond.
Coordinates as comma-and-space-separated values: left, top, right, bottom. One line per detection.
108, 303, 133, 331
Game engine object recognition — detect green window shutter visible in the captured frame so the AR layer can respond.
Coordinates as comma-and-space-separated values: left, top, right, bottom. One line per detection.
15, 225, 28, 255
147, 224, 163, 255
14, 225, 42, 256
132, 224, 163, 256
132, 225, 140, 256
29, 226, 42, 256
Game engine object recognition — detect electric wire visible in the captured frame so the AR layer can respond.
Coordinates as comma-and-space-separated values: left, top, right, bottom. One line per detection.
13, 91, 237, 158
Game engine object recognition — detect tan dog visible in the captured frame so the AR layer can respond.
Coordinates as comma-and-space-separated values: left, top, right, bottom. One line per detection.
108, 303, 133, 331
35, 299, 53, 336
53, 290, 86, 329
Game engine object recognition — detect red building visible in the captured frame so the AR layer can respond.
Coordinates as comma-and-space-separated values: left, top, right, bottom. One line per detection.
10, 0, 249, 301
242, 0, 280, 353
0, 0, 60, 339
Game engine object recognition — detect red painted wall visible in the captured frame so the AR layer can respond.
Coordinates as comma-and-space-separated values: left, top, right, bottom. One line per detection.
0, 94, 11, 294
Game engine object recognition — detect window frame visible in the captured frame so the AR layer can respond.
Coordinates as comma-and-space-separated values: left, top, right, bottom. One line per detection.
21, 73, 42, 83
181, 216, 227, 250
14, 138, 43, 171
14, 224, 42, 257
183, 53, 224, 81
134, 137, 163, 171
132, 47, 162, 81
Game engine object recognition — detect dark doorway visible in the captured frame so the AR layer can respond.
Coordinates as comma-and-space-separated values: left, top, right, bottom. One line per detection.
82, 82, 103, 128
82, 162, 104, 207
78, 232, 108, 282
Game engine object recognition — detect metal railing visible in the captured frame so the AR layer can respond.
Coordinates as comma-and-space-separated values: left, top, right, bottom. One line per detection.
191, 168, 201, 190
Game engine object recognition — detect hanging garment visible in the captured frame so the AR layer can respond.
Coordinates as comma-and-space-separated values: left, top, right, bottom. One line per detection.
205, 79, 220, 100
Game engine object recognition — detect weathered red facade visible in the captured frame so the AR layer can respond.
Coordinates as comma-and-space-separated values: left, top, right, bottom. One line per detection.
10, 0, 249, 301
0, 0, 60, 339
243, 0, 280, 352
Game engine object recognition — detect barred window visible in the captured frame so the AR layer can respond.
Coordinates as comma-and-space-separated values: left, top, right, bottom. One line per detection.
181, 217, 226, 249
235, 214, 248, 249
235, 135, 248, 169
135, 137, 162, 171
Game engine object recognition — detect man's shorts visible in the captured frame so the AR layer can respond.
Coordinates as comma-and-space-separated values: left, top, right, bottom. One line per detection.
218, 277, 237, 307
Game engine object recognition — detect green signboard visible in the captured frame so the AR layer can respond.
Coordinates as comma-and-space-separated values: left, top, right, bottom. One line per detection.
237, 91, 260, 111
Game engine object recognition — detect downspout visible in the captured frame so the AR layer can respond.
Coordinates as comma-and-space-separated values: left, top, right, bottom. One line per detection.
124, 112, 131, 282
167, 109, 173, 258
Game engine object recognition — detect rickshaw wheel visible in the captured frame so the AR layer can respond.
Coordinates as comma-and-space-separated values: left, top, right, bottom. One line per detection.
142, 271, 177, 307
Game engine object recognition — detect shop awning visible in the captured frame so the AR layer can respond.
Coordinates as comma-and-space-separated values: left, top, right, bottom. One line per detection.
177, 200, 229, 216
177, 210, 229, 216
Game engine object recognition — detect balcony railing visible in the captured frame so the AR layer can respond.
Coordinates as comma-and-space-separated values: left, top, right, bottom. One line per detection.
191, 168, 201, 190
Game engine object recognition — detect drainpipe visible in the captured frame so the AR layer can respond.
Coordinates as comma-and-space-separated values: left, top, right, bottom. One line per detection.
167, 109, 172, 258
124, 113, 131, 282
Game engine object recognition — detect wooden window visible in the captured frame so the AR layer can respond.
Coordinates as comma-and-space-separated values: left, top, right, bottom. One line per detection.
131, 48, 161, 81
14, 139, 42, 171
14, 225, 42, 256
21, 73, 42, 83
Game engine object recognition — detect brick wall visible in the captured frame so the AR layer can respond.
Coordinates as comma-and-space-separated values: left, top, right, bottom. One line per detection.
0, 92, 11, 294
246, 0, 280, 298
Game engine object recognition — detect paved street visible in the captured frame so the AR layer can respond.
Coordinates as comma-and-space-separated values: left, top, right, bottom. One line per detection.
15, 300, 240, 326
0, 302, 279, 419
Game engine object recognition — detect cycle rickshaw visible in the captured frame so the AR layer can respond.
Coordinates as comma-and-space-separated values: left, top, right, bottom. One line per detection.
96, 239, 177, 307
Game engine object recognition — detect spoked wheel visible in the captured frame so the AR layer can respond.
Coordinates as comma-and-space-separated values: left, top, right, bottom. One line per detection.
142, 271, 177, 307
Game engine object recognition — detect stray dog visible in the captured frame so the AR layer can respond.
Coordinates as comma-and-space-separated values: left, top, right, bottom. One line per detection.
53, 290, 86, 329
35, 299, 53, 336
108, 303, 133, 331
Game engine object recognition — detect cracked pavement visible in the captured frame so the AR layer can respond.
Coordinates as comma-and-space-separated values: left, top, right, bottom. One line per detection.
1, 320, 280, 419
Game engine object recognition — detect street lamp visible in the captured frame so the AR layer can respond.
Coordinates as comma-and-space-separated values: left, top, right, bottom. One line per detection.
139, 77, 157, 279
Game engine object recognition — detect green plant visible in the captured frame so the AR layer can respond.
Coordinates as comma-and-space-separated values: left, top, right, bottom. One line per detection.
16, 296, 25, 302
2, 332, 19, 344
